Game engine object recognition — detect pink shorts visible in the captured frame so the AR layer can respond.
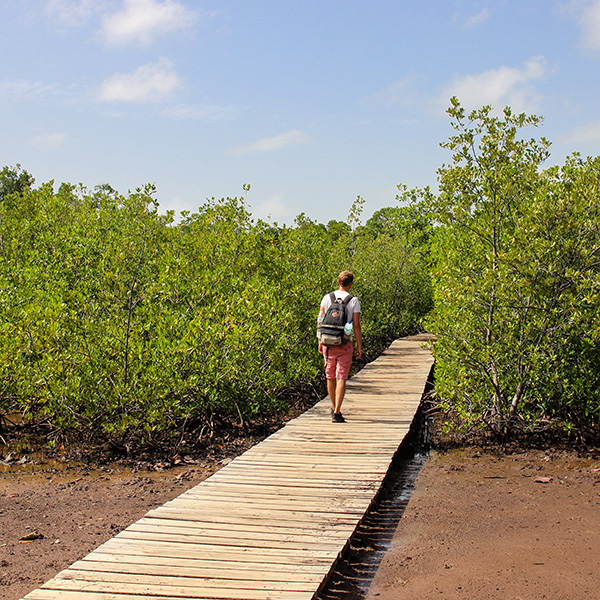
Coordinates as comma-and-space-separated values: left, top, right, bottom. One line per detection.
321, 341, 354, 380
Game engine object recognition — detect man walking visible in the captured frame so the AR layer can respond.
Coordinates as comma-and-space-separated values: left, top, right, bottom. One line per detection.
317, 270, 362, 422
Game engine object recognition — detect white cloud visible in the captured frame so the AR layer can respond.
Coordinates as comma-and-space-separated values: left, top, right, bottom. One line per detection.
438, 56, 547, 113
366, 74, 424, 107
230, 130, 309, 155
250, 194, 292, 222
162, 103, 242, 121
563, 119, 600, 144
102, 0, 196, 45
0, 79, 61, 102
45, 0, 101, 26
30, 132, 67, 149
463, 8, 490, 29
98, 58, 181, 103
577, 0, 600, 50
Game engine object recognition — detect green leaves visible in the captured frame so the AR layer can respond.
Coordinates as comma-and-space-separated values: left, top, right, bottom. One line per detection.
0, 167, 434, 448
421, 100, 600, 437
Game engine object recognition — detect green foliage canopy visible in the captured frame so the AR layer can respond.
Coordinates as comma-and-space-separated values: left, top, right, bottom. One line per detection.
414, 98, 600, 436
0, 172, 433, 447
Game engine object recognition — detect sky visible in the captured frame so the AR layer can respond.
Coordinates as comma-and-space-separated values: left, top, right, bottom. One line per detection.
1, 0, 600, 225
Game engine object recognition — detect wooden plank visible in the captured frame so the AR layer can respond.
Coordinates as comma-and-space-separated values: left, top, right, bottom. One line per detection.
134, 500, 369, 518
146, 506, 360, 528
51, 570, 319, 592
114, 530, 346, 551
239, 438, 405, 448
234, 446, 402, 456
154, 501, 367, 520
228, 454, 391, 465
97, 538, 339, 560
183, 481, 377, 497
198, 471, 386, 484
73, 557, 326, 579
132, 517, 354, 538
210, 463, 389, 475
163, 495, 370, 512
78, 552, 326, 573
31, 585, 313, 600
217, 453, 392, 465
137, 514, 356, 536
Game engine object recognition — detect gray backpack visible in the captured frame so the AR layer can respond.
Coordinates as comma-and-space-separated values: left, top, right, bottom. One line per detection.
317, 293, 352, 346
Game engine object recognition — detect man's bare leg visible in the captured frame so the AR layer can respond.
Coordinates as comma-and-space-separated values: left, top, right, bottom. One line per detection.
334, 379, 347, 413
327, 379, 337, 411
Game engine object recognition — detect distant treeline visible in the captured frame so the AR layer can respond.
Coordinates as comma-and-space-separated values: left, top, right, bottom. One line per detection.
0, 169, 432, 449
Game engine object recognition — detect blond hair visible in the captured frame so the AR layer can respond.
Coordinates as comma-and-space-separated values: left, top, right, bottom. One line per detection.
337, 270, 354, 287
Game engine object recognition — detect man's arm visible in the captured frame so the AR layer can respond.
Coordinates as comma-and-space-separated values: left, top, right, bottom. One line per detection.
353, 311, 362, 359
317, 305, 325, 352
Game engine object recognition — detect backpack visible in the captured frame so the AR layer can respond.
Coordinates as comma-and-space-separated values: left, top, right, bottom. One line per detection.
317, 292, 353, 346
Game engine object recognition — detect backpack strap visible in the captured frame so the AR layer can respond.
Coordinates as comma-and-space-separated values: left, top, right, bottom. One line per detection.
330, 292, 353, 305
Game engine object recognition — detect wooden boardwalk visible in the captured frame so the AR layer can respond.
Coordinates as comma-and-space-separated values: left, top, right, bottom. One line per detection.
22, 335, 433, 600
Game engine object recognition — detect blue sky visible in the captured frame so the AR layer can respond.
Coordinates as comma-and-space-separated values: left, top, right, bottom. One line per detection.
1, 1, 600, 224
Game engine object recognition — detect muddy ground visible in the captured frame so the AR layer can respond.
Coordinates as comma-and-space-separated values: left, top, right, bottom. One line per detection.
1, 446, 599, 600
366, 447, 600, 600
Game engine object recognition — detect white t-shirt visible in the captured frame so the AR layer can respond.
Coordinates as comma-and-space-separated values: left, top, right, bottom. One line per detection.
319, 291, 361, 325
